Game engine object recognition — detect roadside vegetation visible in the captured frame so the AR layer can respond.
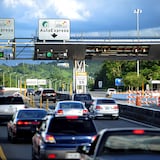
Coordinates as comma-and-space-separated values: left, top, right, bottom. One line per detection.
0, 60, 159, 91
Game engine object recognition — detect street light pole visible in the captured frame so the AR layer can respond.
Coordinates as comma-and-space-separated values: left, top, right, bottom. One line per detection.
3, 72, 5, 86
134, 8, 142, 77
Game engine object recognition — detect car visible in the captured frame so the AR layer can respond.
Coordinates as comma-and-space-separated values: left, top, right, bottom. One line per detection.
77, 127, 160, 160
0, 96, 27, 122
32, 115, 97, 160
54, 100, 89, 117
106, 88, 116, 97
26, 88, 35, 96
72, 93, 93, 110
89, 97, 119, 119
7, 108, 47, 143
39, 88, 57, 103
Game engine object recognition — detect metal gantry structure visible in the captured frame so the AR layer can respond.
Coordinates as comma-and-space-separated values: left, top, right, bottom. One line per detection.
1, 36, 160, 93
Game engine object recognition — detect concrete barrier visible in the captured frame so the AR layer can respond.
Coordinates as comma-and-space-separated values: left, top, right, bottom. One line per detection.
118, 103, 160, 127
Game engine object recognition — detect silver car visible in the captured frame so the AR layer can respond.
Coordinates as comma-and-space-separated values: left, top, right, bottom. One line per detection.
90, 97, 119, 119
54, 100, 89, 117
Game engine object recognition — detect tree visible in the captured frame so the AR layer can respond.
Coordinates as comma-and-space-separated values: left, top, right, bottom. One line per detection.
123, 72, 146, 90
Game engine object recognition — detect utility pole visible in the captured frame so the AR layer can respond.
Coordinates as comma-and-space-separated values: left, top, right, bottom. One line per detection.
134, 8, 142, 77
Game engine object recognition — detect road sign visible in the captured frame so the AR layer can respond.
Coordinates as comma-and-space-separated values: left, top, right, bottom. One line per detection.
37, 79, 47, 85
38, 19, 70, 40
76, 72, 87, 86
26, 79, 38, 86
0, 19, 14, 40
115, 78, 124, 86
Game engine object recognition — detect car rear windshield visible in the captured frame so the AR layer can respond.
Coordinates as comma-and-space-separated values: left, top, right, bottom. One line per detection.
103, 134, 160, 153
48, 118, 96, 134
59, 102, 84, 109
0, 97, 24, 104
74, 94, 92, 101
97, 99, 116, 104
17, 110, 47, 119
43, 90, 55, 93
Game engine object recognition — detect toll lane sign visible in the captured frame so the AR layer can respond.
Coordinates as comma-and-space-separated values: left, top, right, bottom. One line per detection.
0, 19, 14, 40
76, 72, 87, 86
38, 19, 70, 40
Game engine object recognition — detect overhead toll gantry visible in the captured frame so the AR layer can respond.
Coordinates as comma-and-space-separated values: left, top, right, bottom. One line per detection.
1, 18, 160, 93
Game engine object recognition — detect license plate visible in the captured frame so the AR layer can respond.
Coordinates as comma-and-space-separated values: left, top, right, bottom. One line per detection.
65, 152, 80, 159
68, 110, 83, 115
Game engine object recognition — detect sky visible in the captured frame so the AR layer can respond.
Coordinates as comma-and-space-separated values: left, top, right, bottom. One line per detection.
0, 0, 160, 65
0, 0, 160, 37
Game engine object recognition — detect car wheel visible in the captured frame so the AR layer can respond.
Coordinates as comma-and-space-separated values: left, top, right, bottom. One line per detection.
112, 116, 119, 120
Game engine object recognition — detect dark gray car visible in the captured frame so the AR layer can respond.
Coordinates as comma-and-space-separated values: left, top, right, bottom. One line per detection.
77, 127, 160, 160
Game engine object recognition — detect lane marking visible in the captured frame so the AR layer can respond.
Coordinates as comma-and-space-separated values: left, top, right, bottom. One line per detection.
0, 146, 7, 160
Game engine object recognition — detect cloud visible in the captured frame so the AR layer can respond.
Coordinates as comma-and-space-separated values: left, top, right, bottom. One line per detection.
3, 0, 36, 8
2, 0, 90, 21
53, 0, 90, 20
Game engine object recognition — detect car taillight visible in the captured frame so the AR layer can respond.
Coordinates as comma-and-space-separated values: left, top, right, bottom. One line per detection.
48, 154, 56, 159
96, 106, 102, 110
17, 121, 24, 125
57, 109, 63, 114
66, 115, 78, 119
83, 109, 88, 114
31, 121, 40, 125
133, 129, 145, 134
17, 121, 40, 125
113, 105, 119, 109
45, 134, 56, 143
91, 135, 97, 142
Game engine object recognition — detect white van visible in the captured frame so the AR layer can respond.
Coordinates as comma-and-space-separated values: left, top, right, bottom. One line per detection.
106, 88, 116, 97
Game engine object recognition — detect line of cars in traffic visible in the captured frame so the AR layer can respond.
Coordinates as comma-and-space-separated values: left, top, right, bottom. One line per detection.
2, 89, 160, 159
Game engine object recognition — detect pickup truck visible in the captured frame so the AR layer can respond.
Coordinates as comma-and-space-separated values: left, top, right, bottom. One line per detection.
0, 96, 26, 122
72, 93, 93, 111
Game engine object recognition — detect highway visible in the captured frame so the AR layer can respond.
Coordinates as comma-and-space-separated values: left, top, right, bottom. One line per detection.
0, 90, 157, 160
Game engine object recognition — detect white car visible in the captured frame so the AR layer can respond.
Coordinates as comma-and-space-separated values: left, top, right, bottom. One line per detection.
106, 88, 116, 97
54, 100, 89, 117
89, 97, 119, 120
0, 96, 26, 122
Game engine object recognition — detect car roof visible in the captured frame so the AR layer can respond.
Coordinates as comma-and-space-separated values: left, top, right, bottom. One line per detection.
73, 93, 91, 95
107, 88, 116, 90
17, 108, 47, 111
42, 88, 54, 90
57, 100, 84, 104
99, 127, 160, 135
46, 114, 92, 120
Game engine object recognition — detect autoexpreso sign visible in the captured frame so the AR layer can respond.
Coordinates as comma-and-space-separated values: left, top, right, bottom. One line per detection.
0, 19, 14, 40
38, 19, 70, 40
